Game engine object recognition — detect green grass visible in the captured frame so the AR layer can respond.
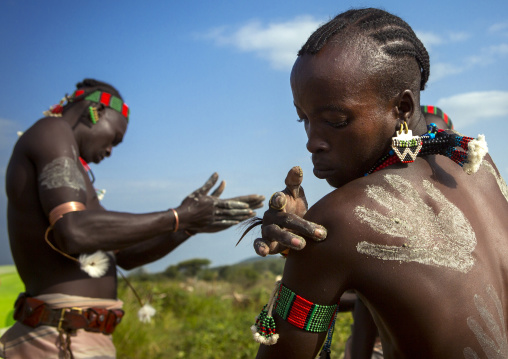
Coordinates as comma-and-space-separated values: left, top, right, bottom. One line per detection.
0, 263, 353, 357
0, 265, 24, 328
114, 276, 353, 359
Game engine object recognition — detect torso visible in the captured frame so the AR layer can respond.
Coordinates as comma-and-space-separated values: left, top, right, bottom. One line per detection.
5, 118, 117, 298
288, 154, 508, 358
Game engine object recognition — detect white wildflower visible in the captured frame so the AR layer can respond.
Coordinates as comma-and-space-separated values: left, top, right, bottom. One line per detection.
96, 189, 106, 201
78, 251, 109, 278
138, 303, 156, 323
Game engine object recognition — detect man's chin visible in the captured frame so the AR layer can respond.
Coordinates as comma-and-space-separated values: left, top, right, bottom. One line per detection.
325, 178, 341, 188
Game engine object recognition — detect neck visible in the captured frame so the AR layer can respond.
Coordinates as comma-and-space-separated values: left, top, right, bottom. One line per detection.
410, 112, 426, 134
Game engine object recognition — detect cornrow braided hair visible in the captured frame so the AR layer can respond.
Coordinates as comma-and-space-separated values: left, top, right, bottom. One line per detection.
298, 8, 430, 90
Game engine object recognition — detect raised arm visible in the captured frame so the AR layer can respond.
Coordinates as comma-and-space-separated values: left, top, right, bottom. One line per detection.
33, 119, 261, 257
254, 176, 360, 358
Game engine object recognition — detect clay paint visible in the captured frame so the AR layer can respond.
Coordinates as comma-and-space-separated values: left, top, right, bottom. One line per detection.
464, 285, 507, 359
355, 174, 476, 273
39, 157, 86, 192
482, 161, 508, 203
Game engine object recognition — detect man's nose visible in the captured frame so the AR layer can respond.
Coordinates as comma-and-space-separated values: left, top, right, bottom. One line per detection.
105, 146, 112, 157
306, 125, 329, 153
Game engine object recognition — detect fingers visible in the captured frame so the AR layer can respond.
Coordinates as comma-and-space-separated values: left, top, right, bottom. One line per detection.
269, 191, 287, 210
194, 173, 219, 196
225, 195, 265, 209
214, 208, 254, 222
262, 224, 306, 250
217, 199, 250, 209
263, 211, 327, 242
285, 166, 303, 187
210, 180, 226, 198
214, 208, 253, 217
253, 238, 283, 257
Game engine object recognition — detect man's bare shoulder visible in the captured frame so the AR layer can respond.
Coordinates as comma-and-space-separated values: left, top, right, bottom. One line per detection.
305, 173, 395, 226
18, 117, 77, 159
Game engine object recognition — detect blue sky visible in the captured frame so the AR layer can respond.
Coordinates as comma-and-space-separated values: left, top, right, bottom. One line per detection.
1, 1, 507, 273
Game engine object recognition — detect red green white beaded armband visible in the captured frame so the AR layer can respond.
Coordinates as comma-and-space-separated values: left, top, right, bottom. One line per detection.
251, 281, 339, 345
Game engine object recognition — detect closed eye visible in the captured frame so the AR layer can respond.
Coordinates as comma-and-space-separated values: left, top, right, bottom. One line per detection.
326, 120, 348, 128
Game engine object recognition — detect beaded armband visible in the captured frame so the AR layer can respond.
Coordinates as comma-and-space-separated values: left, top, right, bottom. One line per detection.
275, 284, 338, 332
251, 281, 339, 345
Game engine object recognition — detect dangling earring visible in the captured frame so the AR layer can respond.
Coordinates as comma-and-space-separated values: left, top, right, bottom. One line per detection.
89, 106, 99, 124
391, 121, 422, 163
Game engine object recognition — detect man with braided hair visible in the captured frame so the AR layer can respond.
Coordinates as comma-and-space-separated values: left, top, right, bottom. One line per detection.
1, 79, 264, 358
251, 8, 506, 359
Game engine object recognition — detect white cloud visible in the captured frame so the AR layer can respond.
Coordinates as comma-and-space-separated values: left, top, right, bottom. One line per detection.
489, 22, 508, 36
429, 62, 465, 83
203, 16, 323, 70
436, 91, 508, 127
448, 32, 470, 42
416, 31, 445, 49
416, 31, 469, 50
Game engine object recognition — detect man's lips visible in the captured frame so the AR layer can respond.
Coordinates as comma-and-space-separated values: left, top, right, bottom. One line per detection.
312, 163, 337, 179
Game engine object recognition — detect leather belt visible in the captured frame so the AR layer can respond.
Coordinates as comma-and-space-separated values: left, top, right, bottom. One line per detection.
13, 293, 124, 334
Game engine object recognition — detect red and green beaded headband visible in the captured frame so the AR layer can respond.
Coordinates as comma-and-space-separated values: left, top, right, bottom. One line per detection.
71, 89, 130, 121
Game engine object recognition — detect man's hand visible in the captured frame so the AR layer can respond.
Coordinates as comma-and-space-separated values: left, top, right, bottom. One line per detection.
178, 173, 264, 234
253, 166, 327, 257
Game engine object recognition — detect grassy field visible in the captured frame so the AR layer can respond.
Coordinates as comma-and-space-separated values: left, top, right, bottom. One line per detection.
0, 265, 24, 329
0, 262, 353, 358
114, 261, 353, 359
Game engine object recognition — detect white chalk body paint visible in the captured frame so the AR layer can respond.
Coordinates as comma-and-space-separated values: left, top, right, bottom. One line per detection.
39, 157, 86, 192
464, 285, 508, 359
482, 160, 508, 203
355, 174, 476, 273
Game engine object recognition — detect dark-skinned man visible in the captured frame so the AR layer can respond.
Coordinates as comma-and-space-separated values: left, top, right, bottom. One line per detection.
0, 79, 264, 358
250, 8, 505, 359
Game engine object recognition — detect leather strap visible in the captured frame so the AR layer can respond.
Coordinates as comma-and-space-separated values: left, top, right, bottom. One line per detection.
14, 293, 124, 334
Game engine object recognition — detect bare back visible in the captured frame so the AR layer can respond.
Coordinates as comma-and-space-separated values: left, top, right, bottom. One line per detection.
5, 117, 117, 298
280, 155, 508, 358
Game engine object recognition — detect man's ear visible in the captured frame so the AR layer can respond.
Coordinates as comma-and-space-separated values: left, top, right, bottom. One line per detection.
96, 103, 106, 116
395, 90, 415, 122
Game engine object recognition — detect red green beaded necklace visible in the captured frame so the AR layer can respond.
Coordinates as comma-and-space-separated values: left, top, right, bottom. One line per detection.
365, 123, 487, 176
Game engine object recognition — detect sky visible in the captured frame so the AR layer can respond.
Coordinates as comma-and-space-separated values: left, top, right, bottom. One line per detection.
1, 0, 508, 273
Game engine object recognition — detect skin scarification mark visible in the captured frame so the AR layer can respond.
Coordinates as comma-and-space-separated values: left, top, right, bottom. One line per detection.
354, 174, 476, 273
481, 160, 508, 203
39, 157, 86, 192
464, 285, 508, 359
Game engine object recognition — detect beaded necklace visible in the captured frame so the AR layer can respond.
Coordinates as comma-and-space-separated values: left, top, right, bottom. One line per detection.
365, 123, 487, 176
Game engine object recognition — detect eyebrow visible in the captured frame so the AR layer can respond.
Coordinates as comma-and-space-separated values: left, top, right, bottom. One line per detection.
293, 103, 348, 116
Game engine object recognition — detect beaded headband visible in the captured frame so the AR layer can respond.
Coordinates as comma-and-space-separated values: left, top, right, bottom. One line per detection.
70, 89, 130, 121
